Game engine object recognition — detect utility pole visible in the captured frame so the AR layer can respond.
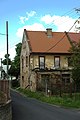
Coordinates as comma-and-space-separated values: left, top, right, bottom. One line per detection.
6, 21, 9, 79
1, 58, 2, 79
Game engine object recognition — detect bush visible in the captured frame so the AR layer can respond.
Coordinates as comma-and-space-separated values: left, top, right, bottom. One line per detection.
11, 79, 20, 88
17, 88, 80, 108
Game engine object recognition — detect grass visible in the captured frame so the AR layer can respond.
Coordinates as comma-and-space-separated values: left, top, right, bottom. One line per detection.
16, 87, 80, 109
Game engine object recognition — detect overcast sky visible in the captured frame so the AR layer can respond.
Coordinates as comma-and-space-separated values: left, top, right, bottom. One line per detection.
0, 0, 80, 60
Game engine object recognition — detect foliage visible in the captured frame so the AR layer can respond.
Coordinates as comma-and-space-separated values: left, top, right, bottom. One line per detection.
8, 43, 22, 78
11, 79, 20, 88
8, 62, 19, 78
17, 88, 80, 108
15, 43, 22, 56
69, 41, 80, 85
2, 54, 11, 65
2, 69, 7, 79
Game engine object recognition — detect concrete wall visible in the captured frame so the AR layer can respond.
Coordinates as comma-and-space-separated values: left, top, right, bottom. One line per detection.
0, 100, 12, 120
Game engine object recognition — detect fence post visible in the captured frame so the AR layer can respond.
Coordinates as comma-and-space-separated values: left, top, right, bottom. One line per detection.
60, 83, 62, 97
70, 82, 72, 98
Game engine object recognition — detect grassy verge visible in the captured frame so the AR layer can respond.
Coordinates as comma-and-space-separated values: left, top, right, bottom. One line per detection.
16, 87, 80, 109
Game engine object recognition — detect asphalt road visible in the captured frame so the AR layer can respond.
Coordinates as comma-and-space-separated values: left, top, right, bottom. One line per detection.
11, 90, 80, 120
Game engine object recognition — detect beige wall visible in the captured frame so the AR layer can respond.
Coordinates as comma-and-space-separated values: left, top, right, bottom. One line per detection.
20, 53, 69, 89
33, 56, 39, 68
30, 55, 68, 70
60, 56, 68, 68
20, 32, 30, 89
45, 56, 54, 69
20, 55, 29, 88
30, 71, 37, 91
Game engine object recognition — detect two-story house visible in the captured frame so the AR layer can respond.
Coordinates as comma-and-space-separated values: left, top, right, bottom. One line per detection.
20, 28, 80, 92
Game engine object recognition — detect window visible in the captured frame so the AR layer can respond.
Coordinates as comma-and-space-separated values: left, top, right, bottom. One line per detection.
54, 56, 60, 68
39, 56, 45, 69
22, 76, 24, 87
22, 58, 24, 71
62, 74, 70, 84
41, 74, 50, 91
22, 76, 24, 81
26, 56, 28, 67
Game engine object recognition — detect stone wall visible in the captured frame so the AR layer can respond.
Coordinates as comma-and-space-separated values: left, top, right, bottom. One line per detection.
0, 80, 10, 101
0, 100, 12, 120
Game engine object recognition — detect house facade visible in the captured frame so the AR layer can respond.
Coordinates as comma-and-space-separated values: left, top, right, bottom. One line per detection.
20, 28, 80, 92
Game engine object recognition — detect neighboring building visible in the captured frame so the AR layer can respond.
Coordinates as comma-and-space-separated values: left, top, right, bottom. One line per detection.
20, 28, 80, 92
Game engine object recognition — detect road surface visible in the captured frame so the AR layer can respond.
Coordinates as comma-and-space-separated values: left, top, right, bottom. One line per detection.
11, 90, 80, 120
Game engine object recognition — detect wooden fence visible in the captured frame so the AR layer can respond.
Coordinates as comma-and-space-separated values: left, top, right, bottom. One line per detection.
37, 81, 80, 97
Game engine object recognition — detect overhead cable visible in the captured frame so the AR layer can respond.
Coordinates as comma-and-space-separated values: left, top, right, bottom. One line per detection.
47, 18, 78, 52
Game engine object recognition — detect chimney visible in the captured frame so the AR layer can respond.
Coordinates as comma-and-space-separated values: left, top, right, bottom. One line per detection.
46, 28, 52, 38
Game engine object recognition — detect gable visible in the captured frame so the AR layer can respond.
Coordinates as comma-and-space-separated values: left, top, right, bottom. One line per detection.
21, 31, 30, 57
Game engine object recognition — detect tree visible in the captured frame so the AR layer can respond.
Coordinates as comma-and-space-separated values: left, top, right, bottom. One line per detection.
8, 43, 22, 79
2, 54, 11, 65
69, 40, 80, 87
1, 54, 11, 79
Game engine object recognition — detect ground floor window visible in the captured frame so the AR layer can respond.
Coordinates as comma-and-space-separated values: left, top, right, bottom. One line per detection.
37, 74, 50, 91
22, 76, 24, 87
62, 74, 70, 84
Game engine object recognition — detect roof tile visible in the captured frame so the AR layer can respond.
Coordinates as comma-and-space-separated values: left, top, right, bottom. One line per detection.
25, 30, 80, 54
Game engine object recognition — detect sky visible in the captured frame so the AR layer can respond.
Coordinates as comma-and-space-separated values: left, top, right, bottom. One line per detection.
0, 0, 80, 61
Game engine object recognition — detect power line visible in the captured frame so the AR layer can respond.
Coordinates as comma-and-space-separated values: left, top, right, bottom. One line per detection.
47, 7, 80, 30
0, 33, 5, 35
47, 18, 78, 52
47, 34, 66, 52
53, 14, 77, 26
47, 8, 77, 28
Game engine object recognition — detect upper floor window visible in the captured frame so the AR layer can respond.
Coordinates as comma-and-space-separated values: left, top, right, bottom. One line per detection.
39, 56, 45, 69
54, 56, 60, 68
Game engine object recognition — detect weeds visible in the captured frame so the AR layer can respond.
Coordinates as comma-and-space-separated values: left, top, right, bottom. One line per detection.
16, 88, 80, 108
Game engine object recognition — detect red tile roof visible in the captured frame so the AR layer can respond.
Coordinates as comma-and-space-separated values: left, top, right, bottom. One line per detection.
25, 30, 80, 54
68, 32, 80, 43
